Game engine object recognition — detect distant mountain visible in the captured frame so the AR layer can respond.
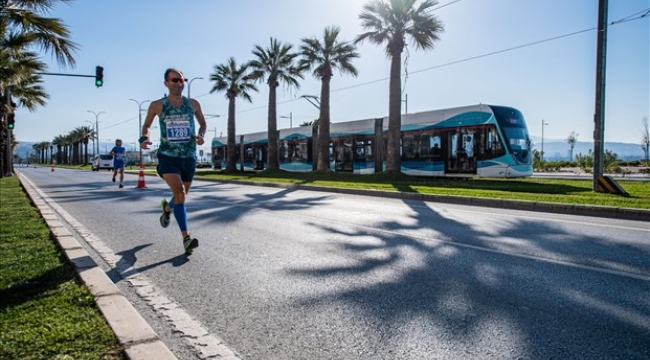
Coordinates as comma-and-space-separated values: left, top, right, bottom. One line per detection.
530, 137, 646, 161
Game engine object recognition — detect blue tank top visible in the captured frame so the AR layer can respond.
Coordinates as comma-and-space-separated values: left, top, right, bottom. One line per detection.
158, 96, 197, 158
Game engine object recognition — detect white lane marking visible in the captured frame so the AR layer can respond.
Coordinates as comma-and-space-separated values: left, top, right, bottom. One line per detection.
19, 173, 243, 360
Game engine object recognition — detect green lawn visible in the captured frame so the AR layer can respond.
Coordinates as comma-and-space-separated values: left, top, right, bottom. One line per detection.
191, 170, 650, 210
60, 164, 650, 209
0, 176, 125, 360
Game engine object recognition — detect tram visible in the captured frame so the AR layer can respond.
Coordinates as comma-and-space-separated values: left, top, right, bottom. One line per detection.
211, 104, 533, 178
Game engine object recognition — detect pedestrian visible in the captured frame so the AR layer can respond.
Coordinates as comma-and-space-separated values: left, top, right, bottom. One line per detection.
110, 139, 126, 188
139, 68, 207, 255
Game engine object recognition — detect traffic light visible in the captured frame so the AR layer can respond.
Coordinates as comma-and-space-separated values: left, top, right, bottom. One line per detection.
95, 66, 104, 87
7, 113, 15, 130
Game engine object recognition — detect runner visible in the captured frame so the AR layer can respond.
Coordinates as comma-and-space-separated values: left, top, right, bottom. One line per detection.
109, 139, 126, 188
139, 68, 207, 255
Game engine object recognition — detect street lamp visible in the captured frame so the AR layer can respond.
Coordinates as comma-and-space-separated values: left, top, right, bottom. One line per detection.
541, 119, 549, 162
87, 110, 105, 155
205, 114, 221, 137
280, 112, 293, 129
187, 77, 203, 99
129, 99, 151, 166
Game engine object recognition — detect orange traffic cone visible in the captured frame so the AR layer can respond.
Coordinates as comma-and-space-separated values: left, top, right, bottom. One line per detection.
136, 163, 146, 188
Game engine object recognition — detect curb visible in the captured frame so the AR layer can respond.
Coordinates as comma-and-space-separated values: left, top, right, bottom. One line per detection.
19, 174, 178, 360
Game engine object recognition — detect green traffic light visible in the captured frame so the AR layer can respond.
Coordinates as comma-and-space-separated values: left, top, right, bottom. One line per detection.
95, 80, 103, 87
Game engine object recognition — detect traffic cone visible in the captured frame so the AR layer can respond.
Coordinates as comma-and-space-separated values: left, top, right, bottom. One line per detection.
136, 163, 146, 188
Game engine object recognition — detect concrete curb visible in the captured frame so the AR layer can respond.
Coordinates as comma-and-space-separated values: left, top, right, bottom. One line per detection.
18, 174, 178, 360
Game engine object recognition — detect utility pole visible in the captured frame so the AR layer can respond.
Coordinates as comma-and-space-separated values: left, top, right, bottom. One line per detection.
593, 0, 608, 191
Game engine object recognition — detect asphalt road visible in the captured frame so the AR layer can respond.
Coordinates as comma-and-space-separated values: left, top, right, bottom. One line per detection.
17, 166, 650, 360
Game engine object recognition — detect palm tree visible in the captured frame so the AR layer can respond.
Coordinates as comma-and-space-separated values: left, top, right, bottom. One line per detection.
32, 143, 42, 163
209, 57, 258, 172
249, 37, 304, 170
52, 135, 64, 164
567, 131, 579, 161
41, 141, 51, 163
355, 0, 444, 173
78, 125, 94, 164
300, 26, 359, 171
0, 0, 78, 176
69, 127, 86, 165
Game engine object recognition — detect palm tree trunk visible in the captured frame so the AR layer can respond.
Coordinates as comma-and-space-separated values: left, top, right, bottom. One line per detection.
317, 76, 332, 171
266, 83, 279, 170
226, 97, 237, 172
387, 52, 402, 173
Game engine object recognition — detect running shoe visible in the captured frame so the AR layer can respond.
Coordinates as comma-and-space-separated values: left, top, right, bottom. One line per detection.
112, 176, 116, 182
119, 183, 123, 188
183, 235, 199, 255
159, 199, 171, 228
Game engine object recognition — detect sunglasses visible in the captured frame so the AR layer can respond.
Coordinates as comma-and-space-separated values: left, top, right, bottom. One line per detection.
168, 77, 187, 84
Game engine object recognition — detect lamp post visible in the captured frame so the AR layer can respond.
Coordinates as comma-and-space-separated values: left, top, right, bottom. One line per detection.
87, 110, 105, 155
401, 93, 408, 114
187, 77, 203, 99
280, 112, 292, 129
205, 114, 221, 136
129, 99, 151, 166
541, 119, 549, 162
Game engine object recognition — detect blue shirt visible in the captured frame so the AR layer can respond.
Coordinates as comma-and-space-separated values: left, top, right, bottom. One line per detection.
111, 146, 126, 162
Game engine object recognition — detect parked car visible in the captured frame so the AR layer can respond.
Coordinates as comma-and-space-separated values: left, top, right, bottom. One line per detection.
92, 154, 113, 171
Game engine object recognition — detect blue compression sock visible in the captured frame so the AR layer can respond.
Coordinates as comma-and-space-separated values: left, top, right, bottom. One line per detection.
173, 203, 188, 232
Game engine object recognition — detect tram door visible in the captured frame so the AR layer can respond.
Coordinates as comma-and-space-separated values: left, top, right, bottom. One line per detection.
445, 129, 477, 174
334, 138, 354, 172
252, 145, 266, 170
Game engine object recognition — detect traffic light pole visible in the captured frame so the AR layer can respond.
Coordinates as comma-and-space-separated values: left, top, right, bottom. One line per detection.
34, 72, 95, 78
36, 65, 103, 87
3, 87, 13, 177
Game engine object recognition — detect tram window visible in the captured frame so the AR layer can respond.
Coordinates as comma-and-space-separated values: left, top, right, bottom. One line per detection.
297, 143, 309, 161
485, 126, 505, 156
503, 127, 530, 150
401, 135, 417, 160
353, 139, 373, 162
429, 135, 442, 157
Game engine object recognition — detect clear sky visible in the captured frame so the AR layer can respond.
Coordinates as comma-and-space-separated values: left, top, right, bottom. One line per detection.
13, 0, 650, 154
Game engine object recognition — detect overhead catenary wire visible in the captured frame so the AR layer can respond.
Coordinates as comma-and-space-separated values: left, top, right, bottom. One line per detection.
108, 5, 649, 123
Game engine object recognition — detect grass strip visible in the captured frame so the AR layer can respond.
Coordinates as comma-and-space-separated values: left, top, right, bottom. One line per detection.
0, 176, 124, 360
193, 170, 650, 210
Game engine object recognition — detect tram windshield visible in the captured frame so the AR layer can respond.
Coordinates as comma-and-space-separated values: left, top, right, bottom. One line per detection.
490, 106, 532, 164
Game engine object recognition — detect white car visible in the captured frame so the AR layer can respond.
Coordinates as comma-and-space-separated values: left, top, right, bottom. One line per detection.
92, 154, 113, 171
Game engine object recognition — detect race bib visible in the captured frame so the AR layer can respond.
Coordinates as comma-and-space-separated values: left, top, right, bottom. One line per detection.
165, 115, 191, 143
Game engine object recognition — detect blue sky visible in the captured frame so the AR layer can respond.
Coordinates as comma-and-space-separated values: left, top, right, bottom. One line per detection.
13, 0, 650, 154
